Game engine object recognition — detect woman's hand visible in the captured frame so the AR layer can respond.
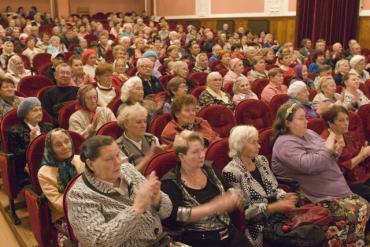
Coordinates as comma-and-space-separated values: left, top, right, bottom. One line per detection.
133, 171, 161, 214
268, 195, 297, 214
210, 191, 241, 215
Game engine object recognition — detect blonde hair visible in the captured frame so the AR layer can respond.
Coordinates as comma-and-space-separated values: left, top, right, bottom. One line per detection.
228, 125, 258, 157
117, 103, 147, 128
173, 130, 204, 157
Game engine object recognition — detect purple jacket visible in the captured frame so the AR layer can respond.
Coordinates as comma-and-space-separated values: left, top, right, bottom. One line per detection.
272, 130, 352, 203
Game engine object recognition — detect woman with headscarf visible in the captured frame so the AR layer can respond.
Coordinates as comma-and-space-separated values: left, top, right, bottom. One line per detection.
82, 49, 97, 78
5, 55, 32, 87
292, 64, 314, 89
223, 58, 247, 90
38, 129, 85, 246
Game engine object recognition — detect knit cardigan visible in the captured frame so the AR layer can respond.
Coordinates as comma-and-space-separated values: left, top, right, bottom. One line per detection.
66, 162, 172, 247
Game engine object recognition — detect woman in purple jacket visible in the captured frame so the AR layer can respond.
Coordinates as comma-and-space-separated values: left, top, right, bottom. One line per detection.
271, 102, 369, 246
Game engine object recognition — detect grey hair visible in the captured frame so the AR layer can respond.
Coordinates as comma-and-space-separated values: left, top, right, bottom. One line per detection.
334, 59, 349, 74
233, 76, 250, 94
117, 103, 147, 128
172, 61, 187, 75
206, 71, 222, 85
120, 76, 143, 102
136, 57, 152, 67
228, 125, 258, 158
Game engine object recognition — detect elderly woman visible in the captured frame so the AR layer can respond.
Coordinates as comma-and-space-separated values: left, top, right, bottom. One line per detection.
112, 57, 128, 88
271, 103, 369, 246
66, 135, 172, 246
95, 63, 117, 107
69, 85, 116, 139
292, 64, 314, 89
287, 80, 318, 118
22, 36, 42, 64
277, 52, 294, 77
308, 51, 326, 74
342, 73, 370, 111
223, 58, 247, 90
82, 49, 97, 78
161, 130, 249, 247
161, 95, 219, 146
312, 76, 341, 111
321, 105, 370, 201
199, 72, 235, 109
172, 61, 195, 92
5, 55, 32, 87
0, 77, 23, 118
38, 129, 85, 246
334, 59, 350, 87
68, 55, 94, 87
163, 76, 189, 113
232, 77, 258, 105
47, 35, 67, 57
8, 97, 53, 187
247, 57, 268, 82
116, 103, 166, 173
192, 52, 211, 73
349, 55, 370, 83
223, 125, 298, 247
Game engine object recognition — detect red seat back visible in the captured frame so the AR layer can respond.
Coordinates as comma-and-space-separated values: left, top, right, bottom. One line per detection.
191, 86, 206, 99
144, 151, 178, 178
358, 104, 370, 141
348, 112, 366, 145
251, 78, 269, 99
259, 128, 273, 164
96, 121, 123, 139
159, 75, 174, 90
19, 54, 31, 70
148, 113, 172, 140
235, 99, 272, 131
197, 105, 236, 138
269, 94, 289, 120
205, 138, 230, 172
107, 96, 122, 115
307, 118, 326, 135
188, 72, 208, 86
18, 75, 54, 97
58, 101, 78, 129
32, 53, 51, 72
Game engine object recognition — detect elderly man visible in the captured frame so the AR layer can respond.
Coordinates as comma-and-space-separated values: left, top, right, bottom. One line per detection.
187, 42, 201, 63
136, 58, 164, 96
244, 46, 258, 68
41, 63, 78, 122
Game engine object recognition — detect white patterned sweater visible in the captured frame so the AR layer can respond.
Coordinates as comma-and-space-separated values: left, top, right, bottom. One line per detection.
66, 162, 172, 247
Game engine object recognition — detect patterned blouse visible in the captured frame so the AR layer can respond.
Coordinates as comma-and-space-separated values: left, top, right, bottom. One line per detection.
198, 88, 235, 110
222, 155, 286, 247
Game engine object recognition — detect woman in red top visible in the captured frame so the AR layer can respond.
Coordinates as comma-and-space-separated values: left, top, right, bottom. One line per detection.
321, 105, 370, 201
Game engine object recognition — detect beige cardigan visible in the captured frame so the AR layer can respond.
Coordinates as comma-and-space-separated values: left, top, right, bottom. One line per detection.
38, 155, 85, 222
68, 106, 116, 138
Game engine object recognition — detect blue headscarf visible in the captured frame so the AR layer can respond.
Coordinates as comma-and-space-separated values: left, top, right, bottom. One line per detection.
41, 128, 77, 193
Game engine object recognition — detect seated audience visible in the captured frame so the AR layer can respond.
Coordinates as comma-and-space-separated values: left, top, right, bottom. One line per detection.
247, 57, 268, 82
161, 95, 219, 146
223, 58, 247, 90
232, 77, 258, 105
163, 76, 189, 112
349, 55, 370, 83
271, 103, 369, 246
68, 55, 94, 87
288, 80, 318, 118
312, 76, 341, 111
308, 51, 326, 74
313, 64, 333, 89
0, 77, 23, 118
321, 105, 370, 201
0, 41, 15, 70
261, 68, 288, 104
47, 35, 67, 57
112, 57, 129, 88
277, 52, 294, 77
292, 64, 314, 89
209, 44, 222, 62
38, 129, 85, 246
69, 85, 116, 138
299, 38, 314, 58
116, 103, 166, 173
8, 97, 53, 187
66, 135, 172, 246
223, 125, 298, 246
44, 52, 65, 82
161, 130, 250, 247
95, 63, 116, 107
199, 71, 234, 109
82, 49, 97, 78
5, 55, 32, 87
334, 59, 350, 87
342, 73, 370, 111
41, 63, 79, 122
22, 36, 42, 63
136, 57, 164, 96
192, 52, 211, 73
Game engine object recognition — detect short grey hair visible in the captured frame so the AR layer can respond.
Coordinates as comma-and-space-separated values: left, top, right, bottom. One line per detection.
120, 76, 143, 102
228, 125, 258, 158
117, 103, 147, 128
206, 71, 222, 84
233, 77, 250, 94
136, 57, 152, 68
172, 61, 187, 75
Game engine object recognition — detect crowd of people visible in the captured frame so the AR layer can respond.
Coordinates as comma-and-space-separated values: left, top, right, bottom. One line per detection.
0, 5, 369, 247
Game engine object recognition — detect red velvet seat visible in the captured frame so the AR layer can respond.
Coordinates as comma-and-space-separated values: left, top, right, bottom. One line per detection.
251, 78, 269, 99
127, 67, 138, 76
37, 85, 55, 100
18, 75, 54, 97
159, 75, 174, 90
191, 85, 206, 99
358, 104, 370, 141
348, 112, 366, 145
269, 94, 289, 120
307, 118, 326, 135
259, 128, 273, 163
197, 105, 236, 138
218, 68, 228, 77
32, 53, 51, 73
235, 99, 272, 131
308, 89, 317, 101
148, 113, 172, 140
107, 96, 122, 115
96, 121, 123, 139
359, 82, 369, 98
84, 34, 98, 45
223, 82, 234, 97
265, 64, 279, 70
188, 72, 208, 86
19, 54, 31, 70
144, 151, 177, 177
242, 68, 251, 77
63, 174, 82, 245
58, 101, 78, 129
38, 62, 52, 75
209, 60, 221, 71
205, 138, 230, 172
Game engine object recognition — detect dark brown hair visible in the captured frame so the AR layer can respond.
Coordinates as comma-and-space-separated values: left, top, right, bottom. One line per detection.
321, 105, 349, 124
80, 135, 114, 163
170, 94, 197, 121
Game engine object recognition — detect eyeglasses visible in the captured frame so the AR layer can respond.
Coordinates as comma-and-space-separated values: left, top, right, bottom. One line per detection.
212, 78, 223, 81
140, 65, 153, 69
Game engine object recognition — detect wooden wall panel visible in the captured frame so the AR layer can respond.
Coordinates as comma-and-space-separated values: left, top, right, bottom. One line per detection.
270, 17, 296, 45
358, 17, 370, 48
